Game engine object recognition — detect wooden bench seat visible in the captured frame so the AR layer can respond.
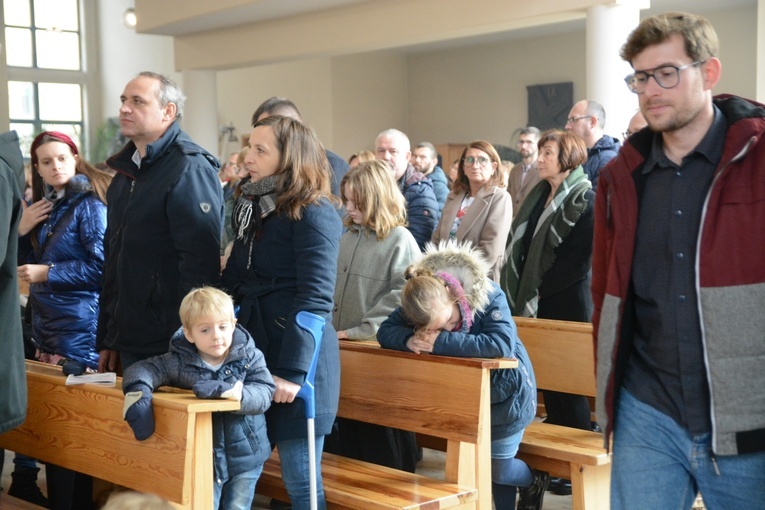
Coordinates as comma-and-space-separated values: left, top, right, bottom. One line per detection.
0, 494, 46, 510
256, 341, 517, 510
513, 317, 610, 510
0, 360, 239, 509
259, 450, 476, 510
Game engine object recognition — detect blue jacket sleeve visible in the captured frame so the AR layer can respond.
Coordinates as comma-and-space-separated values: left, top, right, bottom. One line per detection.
47, 198, 106, 292
404, 181, 440, 250
166, 162, 224, 297
377, 306, 416, 351
239, 345, 276, 415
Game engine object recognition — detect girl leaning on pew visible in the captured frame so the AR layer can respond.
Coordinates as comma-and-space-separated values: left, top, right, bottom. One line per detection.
378, 240, 549, 510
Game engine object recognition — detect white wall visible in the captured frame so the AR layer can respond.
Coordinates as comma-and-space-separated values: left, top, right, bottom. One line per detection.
407, 29, 589, 149
97, 0, 177, 122
330, 52, 409, 158
95, 3, 757, 162
215, 58, 333, 153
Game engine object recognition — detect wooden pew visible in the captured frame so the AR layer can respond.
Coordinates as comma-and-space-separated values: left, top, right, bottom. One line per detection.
0, 494, 45, 510
513, 317, 610, 510
0, 360, 239, 510
256, 341, 517, 510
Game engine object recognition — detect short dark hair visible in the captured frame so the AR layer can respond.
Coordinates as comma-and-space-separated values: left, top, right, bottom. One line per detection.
251, 97, 302, 126
537, 130, 588, 172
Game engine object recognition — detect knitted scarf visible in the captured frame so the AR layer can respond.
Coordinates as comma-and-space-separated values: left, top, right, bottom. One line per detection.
501, 166, 591, 317
231, 175, 279, 268
436, 271, 473, 333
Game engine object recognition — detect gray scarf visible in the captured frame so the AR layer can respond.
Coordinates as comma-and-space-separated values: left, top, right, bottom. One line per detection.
232, 175, 279, 268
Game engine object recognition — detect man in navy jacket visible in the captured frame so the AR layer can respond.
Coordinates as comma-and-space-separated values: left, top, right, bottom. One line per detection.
97, 72, 223, 372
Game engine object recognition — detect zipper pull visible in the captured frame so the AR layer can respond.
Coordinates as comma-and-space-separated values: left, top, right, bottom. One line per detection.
710, 453, 721, 475
130, 180, 135, 194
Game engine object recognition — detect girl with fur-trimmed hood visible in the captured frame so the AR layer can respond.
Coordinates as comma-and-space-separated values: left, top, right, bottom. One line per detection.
378, 240, 548, 510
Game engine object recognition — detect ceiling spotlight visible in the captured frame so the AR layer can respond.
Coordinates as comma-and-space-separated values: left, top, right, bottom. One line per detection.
123, 7, 137, 29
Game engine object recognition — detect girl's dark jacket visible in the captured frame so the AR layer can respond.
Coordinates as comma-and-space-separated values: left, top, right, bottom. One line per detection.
19, 174, 106, 369
123, 324, 275, 480
378, 241, 537, 440
222, 199, 342, 443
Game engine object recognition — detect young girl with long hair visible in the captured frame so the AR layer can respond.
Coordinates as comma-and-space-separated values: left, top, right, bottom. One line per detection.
378, 241, 548, 510
329, 160, 421, 471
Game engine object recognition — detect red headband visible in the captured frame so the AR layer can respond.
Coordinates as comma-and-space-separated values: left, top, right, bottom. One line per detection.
30, 131, 79, 168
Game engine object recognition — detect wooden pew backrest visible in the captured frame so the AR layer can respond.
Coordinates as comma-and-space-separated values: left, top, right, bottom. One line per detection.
514, 317, 595, 397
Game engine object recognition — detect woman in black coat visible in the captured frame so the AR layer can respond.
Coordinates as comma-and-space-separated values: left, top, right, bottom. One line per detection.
222, 115, 341, 510
501, 130, 595, 491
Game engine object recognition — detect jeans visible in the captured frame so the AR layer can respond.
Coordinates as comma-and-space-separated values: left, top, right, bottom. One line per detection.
13, 452, 38, 471
277, 435, 326, 510
612, 389, 765, 510
214, 464, 263, 510
491, 429, 533, 510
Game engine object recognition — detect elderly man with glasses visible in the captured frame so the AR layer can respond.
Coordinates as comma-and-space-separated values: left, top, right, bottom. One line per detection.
564, 99, 621, 192
593, 12, 765, 510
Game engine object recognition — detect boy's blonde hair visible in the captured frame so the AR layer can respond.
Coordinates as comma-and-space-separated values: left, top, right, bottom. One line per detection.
340, 160, 407, 239
179, 287, 236, 329
102, 491, 174, 510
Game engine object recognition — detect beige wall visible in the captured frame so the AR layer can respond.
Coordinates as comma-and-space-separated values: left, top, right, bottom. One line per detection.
407, 30, 588, 149
213, 5, 755, 163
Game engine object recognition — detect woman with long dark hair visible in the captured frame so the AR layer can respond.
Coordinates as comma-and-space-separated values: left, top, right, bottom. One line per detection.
222, 115, 342, 510
16, 131, 112, 510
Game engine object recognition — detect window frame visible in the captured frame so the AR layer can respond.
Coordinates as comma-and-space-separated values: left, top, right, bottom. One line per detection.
1, 0, 100, 160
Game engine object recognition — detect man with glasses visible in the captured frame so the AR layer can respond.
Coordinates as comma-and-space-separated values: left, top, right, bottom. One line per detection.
623, 110, 648, 141
593, 12, 765, 509
564, 99, 621, 192
506, 126, 541, 218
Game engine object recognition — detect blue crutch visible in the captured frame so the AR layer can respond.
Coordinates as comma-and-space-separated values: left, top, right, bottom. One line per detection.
295, 311, 324, 510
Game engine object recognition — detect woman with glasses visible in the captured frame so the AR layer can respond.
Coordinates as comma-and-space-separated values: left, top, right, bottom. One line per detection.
431, 140, 512, 282
500, 130, 595, 495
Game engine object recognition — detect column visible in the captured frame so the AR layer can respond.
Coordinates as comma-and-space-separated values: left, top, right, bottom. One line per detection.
180, 69, 219, 158
585, 1, 647, 141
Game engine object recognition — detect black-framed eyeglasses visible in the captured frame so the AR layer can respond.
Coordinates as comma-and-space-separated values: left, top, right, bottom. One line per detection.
463, 156, 490, 167
565, 116, 590, 125
624, 61, 705, 94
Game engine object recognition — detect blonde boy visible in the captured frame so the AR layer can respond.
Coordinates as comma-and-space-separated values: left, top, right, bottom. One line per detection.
122, 287, 275, 510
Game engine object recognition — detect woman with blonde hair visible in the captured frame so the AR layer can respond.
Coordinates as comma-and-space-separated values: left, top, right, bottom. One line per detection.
328, 159, 421, 472
334, 160, 420, 340
378, 241, 547, 510
432, 140, 512, 282
222, 115, 342, 510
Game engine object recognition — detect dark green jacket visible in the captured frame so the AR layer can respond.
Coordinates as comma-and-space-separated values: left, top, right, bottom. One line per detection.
0, 130, 27, 433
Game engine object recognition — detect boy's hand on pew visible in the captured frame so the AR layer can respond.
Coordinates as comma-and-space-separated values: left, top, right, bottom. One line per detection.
192, 380, 243, 401
123, 383, 155, 440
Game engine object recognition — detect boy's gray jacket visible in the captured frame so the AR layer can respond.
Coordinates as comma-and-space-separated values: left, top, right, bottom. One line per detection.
123, 324, 275, 479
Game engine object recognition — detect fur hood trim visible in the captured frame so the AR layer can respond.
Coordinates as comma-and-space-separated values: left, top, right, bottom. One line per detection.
415, 240, 492, 315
